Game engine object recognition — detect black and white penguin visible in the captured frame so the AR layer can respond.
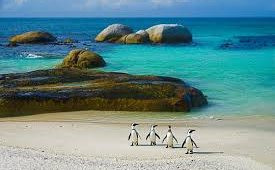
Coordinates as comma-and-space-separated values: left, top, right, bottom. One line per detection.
182, 129, 198, 154
146, 125, 160, 145
128, 123, 141, 146
162, 125, 178, 148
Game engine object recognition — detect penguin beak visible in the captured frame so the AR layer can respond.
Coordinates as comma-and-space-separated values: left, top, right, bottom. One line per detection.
153, 125, 158, 128
133, 123, 139, 126
190, 129, 196, 133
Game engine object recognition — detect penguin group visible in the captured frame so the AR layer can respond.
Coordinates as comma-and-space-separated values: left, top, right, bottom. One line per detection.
128, 123, 198, 154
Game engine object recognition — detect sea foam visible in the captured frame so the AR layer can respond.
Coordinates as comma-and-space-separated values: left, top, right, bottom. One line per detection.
25, 53, 44, 59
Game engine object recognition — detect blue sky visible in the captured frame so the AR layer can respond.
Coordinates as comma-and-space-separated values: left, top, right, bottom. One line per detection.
0, 0, 275, 17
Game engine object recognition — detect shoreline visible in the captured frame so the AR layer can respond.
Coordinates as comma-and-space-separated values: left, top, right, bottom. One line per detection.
0, 109, 274, 124
0, 111, 274, 169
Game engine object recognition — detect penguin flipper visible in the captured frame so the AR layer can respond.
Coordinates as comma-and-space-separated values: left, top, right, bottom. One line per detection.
173, 136, 178, 144
191, 138, 198, 148
128, 133, 131, 140
155, 133, 160, 139
146, 133, 150, 140
162, 135, 167, 143
182, 138, 187, 148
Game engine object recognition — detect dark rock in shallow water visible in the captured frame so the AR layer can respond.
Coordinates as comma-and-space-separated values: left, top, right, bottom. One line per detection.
7, 41, 19, 47
63, 38, 78, 44
219, 40, 234, 49
52, 39, 79, 46
237, 35, 275, 44
219, 35, 275, 50
0, 69, 207, 117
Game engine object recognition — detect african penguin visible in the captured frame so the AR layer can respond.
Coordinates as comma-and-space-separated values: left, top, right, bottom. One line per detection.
182, 129, 198, 154
146, 125, 160, 146
128, 123, 141, 146
162, 125, 178, 148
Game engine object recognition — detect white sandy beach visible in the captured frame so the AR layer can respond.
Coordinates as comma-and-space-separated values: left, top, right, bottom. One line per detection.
0, 111, 274, 170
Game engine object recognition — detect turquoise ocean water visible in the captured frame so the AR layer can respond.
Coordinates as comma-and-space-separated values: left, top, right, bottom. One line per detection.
0, 18, 274, 118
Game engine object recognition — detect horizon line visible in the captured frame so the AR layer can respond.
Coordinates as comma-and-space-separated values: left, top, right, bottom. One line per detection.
0, 16, 275, 19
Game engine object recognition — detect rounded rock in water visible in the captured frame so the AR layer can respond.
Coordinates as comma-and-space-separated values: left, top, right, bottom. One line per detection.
146, 24, 192, 43
9, 31, 57, 44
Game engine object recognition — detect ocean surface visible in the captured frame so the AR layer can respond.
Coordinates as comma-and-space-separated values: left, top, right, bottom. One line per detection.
0, 18, 274, 118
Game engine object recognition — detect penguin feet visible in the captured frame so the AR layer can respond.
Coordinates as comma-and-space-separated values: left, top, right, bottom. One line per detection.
185, 151, 194, 154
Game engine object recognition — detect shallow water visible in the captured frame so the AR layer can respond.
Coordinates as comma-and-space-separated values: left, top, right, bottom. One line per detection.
0, 18, 274, 118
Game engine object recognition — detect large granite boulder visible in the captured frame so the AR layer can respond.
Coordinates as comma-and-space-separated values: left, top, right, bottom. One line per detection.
119, 30, 150, 44
9, 31, 56, 44
146, 24, 192, 43
95, 24, 133, 43
0, 69, 207, 117
94, 24, 193, 44
57, 49, 106, 69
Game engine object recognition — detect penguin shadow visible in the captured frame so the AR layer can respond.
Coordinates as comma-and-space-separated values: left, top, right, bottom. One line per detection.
192, 151, 224, 154
171, 146, 224, 154
137, 144, 166, 147
169, 144, 187, 149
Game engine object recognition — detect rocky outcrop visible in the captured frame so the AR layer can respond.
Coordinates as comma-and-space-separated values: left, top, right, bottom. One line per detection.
219, 35, 275, 50
118, 30, 150, 44
136, 30, 150, 38
63, 38, 77, 44
95, 24, 133, 43
9, 31, 57, 44
95, 24, 192, 44
0, 69, 207, 117
57, 49, 106, 69
146, 24, 192, 43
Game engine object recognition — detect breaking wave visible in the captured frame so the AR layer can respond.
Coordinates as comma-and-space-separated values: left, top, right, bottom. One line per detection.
25, 53, 44, 59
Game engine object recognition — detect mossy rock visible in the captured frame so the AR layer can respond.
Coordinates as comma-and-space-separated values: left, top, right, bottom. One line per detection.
58, 49, 106, 69
9, 31, 57, 44
0, 69, 207, 117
